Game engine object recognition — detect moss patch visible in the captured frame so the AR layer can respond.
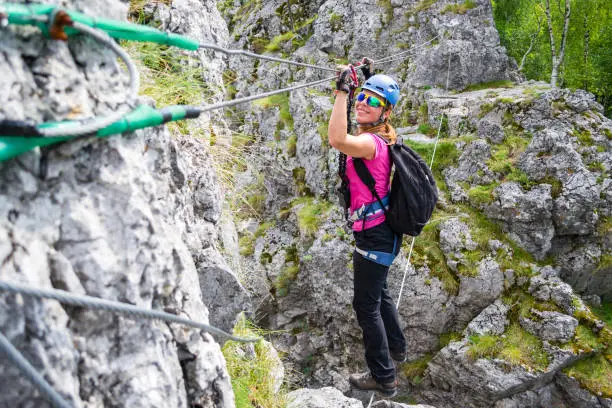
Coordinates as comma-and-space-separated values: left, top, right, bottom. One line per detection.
293, 197, 333, 237
441, 0, 476, 14
463, 80, 514, 92
563, 355, 612, 398
222, 315, 287, 407
468, 323, 549, 370
401, 354, 433, 385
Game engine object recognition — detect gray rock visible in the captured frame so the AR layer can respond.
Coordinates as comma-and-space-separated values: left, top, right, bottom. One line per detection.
555, 373, 612, 408
444, 139, 495, 186
519, 311, 578, 343
478, 120, 505, 144
566, 89, 602, 113
438, 218, 478, 272
487, 182, 555, 260
372, 402, 438, 408
0, 0, 241, 406
528, 268, 577, 314
287, 387, 363, 408
466, 299, 510, 337
454, 258, 504, 327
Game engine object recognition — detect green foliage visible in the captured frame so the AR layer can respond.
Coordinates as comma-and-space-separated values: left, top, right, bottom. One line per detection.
478, 103, 496, 118
563, 355, 612, 398
275, 264, 300, 297
293, 167, 312, 196
492, 0, 612, 117
411, 214, 460, 295
410, 0, 437, 14
463, 80, 514, 92
293, 197, 333, 237
439, 331, 463, 348
487, 132, 533, 188
329, 12, 343, 32
592, 302, 612, 326
239, 221, 275, 257
378, 0, 394, 23
401, 354, 433, 385
467, 334, 502, 360
222, 315, 288, 408
287, 134, 297, 157
265, 32, 296, 53
417, 123, 436, 136
468, 323, 549, 370
253, 94, 294, 133
418, 103, 429, 124
573, 128, 594, 146
223, 69, 238, 99
467, 183, 499, 206
442, 0, 477, 15
123, 41, 211, 134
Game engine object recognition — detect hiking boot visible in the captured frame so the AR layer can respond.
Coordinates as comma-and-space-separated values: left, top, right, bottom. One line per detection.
390, 349, 407, 363
349, 371, 397, 398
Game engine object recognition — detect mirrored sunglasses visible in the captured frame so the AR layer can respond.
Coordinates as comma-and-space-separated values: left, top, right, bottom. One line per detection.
356, 92, 386, 108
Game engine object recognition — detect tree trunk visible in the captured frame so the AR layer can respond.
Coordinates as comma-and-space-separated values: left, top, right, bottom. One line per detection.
519, 13, 544, 72
583, 15, 590, 90
546, 0, 571, 87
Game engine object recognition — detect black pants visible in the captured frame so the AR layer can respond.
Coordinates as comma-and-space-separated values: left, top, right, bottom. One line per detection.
353, 221, 406, 384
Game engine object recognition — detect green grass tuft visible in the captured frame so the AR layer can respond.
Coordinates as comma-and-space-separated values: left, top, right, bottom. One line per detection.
222, 315, 288, 408
441, 0, 477, 14
293, 197, 333, 237
463, 80, 515, 92
563, 355, 612, 398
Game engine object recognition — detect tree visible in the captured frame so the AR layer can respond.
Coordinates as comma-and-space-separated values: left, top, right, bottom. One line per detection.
545, 0, 571, 87
492, 0, 612, 117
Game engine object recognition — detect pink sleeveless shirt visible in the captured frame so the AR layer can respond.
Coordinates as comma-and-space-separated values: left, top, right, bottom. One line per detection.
345, 134, 391, 232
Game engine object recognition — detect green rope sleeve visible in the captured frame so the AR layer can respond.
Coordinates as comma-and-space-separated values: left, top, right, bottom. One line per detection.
0, 105, 200, 162
3, 3, 199, 50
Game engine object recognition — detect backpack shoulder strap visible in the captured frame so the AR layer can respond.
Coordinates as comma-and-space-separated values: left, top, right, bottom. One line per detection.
353, 158, 387, 215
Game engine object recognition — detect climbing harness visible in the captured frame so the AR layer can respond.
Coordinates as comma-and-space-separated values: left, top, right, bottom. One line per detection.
355, 235, 398, 267
348, 194, 390, 224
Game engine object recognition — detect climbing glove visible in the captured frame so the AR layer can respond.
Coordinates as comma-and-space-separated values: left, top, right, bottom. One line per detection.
336, 65, 358, 94
359, 57, 374, 80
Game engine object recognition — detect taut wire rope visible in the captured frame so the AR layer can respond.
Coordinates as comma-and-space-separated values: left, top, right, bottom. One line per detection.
396, 29, 454, 308
38, 21, 139, 138
199, 42, 337, 72
0, 280, 259, 343
0, 332, 72, 408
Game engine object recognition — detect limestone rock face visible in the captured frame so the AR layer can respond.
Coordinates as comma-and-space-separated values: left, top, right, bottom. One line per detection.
0, 0, 246, 407
287, 387, 363, 408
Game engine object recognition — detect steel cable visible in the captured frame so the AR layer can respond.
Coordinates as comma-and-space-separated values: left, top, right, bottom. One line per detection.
0, 332, 72, 408
199, 42, 337, 72
197, 76, 334, 113
39, 21, 139, 138
0, 280, 259, 343
396, 29, 455, 308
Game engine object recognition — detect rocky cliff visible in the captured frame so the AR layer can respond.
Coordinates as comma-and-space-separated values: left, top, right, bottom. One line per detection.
0, 0, 246, 406
0, 0, 610, 407
219, 0, 611, 407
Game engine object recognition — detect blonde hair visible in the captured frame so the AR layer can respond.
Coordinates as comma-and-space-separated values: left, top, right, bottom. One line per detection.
357, 108, 397, 144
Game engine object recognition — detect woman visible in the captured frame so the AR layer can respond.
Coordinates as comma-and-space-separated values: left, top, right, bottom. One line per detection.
328, 66, 406, 398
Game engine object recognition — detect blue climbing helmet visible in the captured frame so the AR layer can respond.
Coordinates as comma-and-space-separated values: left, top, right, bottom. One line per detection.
361, 74, 400, 106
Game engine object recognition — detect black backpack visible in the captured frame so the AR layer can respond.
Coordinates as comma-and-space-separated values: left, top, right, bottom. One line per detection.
348, 135, 438, 237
